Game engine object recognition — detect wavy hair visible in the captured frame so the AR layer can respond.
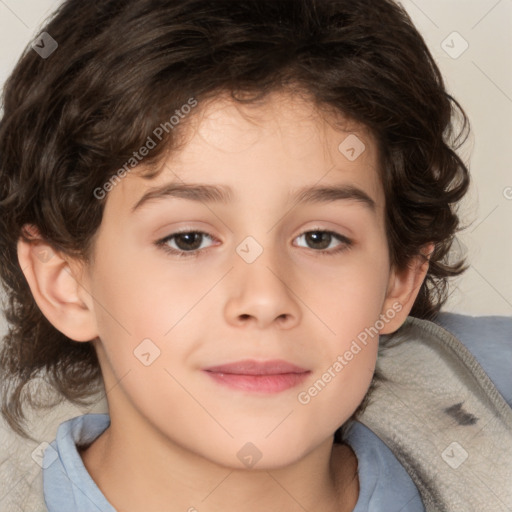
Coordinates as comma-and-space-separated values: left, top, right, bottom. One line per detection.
0, 0, 469, 437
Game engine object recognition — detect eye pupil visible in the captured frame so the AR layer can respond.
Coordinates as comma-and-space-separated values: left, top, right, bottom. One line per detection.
176, 232, 202, 251
307, 231, 331, 250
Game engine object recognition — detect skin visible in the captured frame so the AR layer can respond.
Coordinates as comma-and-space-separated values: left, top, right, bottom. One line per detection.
18, 90, 430, 512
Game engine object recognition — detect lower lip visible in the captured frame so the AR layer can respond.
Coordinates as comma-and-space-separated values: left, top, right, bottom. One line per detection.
204, 371, 310, 393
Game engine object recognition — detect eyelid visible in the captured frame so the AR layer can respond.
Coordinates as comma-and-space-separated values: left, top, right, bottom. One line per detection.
301, 225, 352, 243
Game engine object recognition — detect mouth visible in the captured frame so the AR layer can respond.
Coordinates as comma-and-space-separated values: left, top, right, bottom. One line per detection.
202, 359, 311, 393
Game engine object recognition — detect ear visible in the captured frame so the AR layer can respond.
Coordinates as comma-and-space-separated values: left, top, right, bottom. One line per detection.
16, 224, 98, 342
379, 243, 435, 334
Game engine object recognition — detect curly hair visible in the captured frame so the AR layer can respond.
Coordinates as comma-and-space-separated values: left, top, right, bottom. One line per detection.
0, 0, 470, 438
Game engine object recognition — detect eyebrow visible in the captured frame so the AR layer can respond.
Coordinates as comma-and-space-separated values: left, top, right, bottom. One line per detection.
131, 181, 376, 213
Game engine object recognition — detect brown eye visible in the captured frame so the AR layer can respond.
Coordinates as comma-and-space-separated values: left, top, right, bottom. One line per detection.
156, 231, 216, 258
303, 231, 332, 250
172, 232, 204, 251
295, 230, 352, 254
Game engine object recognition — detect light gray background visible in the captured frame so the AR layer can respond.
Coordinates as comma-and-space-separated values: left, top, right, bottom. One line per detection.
0, 0, 511, 336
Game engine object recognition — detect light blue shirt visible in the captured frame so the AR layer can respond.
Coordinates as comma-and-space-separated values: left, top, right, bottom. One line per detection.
43, 313, 512, 511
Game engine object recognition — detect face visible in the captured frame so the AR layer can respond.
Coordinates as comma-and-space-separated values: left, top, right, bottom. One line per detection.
77, 91, 400, 469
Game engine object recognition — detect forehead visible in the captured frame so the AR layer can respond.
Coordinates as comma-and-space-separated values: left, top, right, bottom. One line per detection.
108, 90, 383, 215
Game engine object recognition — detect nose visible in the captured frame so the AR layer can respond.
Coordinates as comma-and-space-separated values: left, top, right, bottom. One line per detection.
223, 243, 302, 330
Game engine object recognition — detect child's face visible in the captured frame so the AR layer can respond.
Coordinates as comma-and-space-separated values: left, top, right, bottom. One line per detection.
68, 91, 417, 468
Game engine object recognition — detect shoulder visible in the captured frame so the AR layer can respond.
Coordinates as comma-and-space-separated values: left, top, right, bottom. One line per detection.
350, 313, 512, 510
434, 312, 512, 407
43, 413, 114, 512
342, 420, 426, 511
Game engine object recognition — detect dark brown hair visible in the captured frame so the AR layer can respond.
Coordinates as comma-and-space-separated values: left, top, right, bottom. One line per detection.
0, 0, 470, 438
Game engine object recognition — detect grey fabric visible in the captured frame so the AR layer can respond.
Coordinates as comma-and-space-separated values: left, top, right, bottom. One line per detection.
357, 317, 512, 512
435, 313, 512, 407
0, 379, 108, 512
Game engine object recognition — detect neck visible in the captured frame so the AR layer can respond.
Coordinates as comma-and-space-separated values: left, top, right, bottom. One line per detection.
80, 412, 359, 512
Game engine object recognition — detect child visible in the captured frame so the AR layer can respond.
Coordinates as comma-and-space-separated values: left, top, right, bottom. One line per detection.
0, 0, 510, 511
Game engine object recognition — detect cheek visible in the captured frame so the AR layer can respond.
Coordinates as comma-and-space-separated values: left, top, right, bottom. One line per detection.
88, 242, 214, 392
293, 313, 381, 446
300, 250, 390, 338
296, 254, 387, 399
286, 260, 388, 437
90, 239, 195, 339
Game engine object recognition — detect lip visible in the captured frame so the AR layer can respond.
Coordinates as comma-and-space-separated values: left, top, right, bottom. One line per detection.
204, 359, 308, 375
203, 359, 310, 393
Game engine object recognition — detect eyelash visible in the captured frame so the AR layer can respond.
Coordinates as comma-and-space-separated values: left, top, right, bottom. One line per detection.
155, 228, 353, 259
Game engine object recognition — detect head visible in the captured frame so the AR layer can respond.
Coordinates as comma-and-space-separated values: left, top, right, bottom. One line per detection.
0, 0, 469, 460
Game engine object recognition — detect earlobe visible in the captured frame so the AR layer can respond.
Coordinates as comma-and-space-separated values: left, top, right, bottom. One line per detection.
379, 243, 434, 334
16, 225, 98, 342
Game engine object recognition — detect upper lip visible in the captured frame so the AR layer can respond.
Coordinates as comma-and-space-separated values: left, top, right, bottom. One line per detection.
203, 359, 309, 375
